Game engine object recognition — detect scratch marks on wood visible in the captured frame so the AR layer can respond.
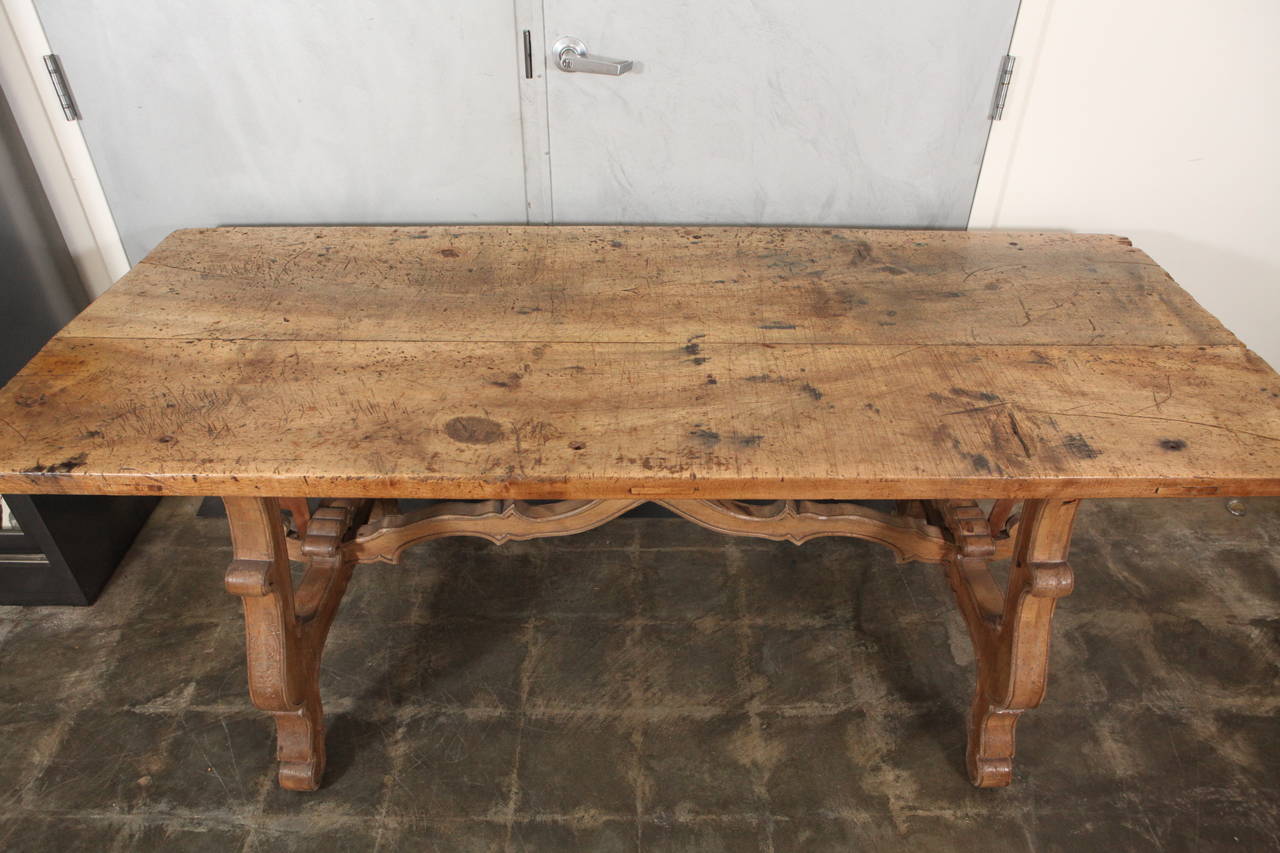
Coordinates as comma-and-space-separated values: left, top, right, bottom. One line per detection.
1007, 412, 1032, 459
0, 417, 25, 440
1126, 375, 1175, 416
942, 400, 1010, 418
1030, 409, 1280, 445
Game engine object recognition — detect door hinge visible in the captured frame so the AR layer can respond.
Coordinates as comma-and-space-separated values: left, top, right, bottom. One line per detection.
990, 55, 1015, 121
42, 54, 81, 121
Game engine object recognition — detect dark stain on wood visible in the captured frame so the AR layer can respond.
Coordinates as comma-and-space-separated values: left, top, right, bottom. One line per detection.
1063, 434, 1103, 459
490, 373, 522, 390
759, 321, 797, 330
683, 340, 710, 365
438, 248, 460, 258
1159, 438, 1188, 452
734, 433, 764, 447
24, 452, 88, 474
847, 239, 873, 265
14, 394, 46, 408
444, 416, 504, 445
689, 427, 721, 447
744, 373, 824, 401
952, 388, 1002, 403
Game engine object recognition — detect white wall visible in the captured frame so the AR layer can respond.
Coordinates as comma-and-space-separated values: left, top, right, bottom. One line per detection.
971, 0, 1280, 369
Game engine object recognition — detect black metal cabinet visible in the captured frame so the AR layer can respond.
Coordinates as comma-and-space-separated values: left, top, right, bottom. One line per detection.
0, 87, 155, 605
1, 494, 159, 605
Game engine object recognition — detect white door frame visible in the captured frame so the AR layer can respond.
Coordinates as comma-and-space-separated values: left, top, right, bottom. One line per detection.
0, 0, 128, 297
967, 0, 1054, 229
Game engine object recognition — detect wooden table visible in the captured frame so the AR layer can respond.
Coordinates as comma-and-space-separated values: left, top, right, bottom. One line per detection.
1, 226, 1278, 791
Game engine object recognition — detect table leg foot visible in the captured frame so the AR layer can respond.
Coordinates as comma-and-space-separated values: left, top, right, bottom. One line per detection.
967, 700, 1017, 787
934, 498, 1079, 788
275, 693, 326, 791
223, 496, 367, 791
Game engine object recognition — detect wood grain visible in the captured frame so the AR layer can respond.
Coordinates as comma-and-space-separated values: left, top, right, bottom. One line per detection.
0, 225, 1276, 499
66, 226, 1236, 346
0, 337, 1277, 498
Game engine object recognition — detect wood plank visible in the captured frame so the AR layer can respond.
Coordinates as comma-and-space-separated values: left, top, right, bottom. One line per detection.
0, 338, 1276, 499
63, 226, 1238, 346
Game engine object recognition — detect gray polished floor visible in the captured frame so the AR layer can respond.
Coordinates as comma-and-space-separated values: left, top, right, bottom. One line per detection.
0, 497, 1277, 851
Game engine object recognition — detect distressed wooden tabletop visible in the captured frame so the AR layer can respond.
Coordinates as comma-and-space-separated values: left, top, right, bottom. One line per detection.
0, 225, 1277, 499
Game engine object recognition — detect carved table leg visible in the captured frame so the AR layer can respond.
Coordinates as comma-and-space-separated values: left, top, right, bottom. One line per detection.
936, 498, 1079, 787
223, 496, 366, 790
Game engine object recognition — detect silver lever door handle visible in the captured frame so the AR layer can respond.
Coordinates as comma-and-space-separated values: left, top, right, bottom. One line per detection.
553, 36, 633, 75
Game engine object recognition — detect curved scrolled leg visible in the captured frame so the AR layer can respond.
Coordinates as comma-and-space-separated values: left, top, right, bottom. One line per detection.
937, 498, 1079, 787
224, 497, 366, 790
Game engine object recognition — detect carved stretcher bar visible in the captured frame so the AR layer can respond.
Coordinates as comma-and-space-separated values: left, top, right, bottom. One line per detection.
1, 226, 1278, 791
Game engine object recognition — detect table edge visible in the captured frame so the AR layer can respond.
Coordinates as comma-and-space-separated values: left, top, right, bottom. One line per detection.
2, 471, 1278, 501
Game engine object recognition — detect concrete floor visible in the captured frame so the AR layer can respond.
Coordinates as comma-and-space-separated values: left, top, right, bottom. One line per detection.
0, 497, 1277, 851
